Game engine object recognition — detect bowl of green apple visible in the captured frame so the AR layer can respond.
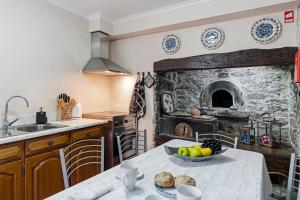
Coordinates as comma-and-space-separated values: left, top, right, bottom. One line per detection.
164, 139, 228, 162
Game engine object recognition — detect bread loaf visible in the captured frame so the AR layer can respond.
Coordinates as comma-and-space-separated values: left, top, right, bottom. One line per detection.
191, 108, 201, 117
154, 172, 175, 187
175, 175, 196, 188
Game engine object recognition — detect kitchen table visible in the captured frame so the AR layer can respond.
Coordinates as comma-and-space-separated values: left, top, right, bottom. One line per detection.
47, 139, 272, 200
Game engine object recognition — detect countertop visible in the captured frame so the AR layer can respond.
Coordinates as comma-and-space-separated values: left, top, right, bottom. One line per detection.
0, 118, 108, 145
239, 142, 294, 158
83, 111, 129, 121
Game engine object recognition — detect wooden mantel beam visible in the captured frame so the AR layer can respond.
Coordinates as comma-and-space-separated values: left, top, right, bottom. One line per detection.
153, 47, 298, 73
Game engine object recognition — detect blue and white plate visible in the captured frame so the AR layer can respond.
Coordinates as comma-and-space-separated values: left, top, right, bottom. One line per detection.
201, 27, 225, 50
251, 17, 282, 44
154, 184, 176, 199
162, 34, 181, 55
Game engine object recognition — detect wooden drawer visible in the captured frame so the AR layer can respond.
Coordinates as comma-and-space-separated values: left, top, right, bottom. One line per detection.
71, 126, 102, 142
25, 133, 69, 156
0, 142, 23, 164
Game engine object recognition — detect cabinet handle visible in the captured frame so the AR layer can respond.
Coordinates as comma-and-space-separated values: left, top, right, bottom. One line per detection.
21, 164, 26, 176
86, 133, 91, 139
48, 140, 54, 147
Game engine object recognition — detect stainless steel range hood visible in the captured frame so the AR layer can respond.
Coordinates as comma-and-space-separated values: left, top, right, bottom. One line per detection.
83, 31, 129, 75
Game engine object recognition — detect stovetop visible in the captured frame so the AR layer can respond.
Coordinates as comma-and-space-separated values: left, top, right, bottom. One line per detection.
83, 111, 129, 121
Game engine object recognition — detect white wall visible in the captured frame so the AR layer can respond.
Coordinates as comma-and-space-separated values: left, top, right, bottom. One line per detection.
113, 0, 296, 35
0, 0, 112, 125
0, 0, 297, 149
110, 11, 297, 147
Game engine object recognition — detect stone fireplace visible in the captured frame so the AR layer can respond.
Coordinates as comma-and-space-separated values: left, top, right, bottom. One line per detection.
212, 90, 233, 108
201, 80, 243, 109
153, 47, 298, 145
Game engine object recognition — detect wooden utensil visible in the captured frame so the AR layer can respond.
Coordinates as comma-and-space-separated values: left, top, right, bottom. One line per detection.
57, 95, 76, 120
63, 98, 76, 120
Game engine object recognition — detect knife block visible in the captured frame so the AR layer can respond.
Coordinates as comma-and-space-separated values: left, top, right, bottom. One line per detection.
57, 98, 76, 120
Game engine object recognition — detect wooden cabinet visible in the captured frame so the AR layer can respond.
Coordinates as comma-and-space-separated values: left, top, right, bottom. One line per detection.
70, 127, 102, 186
0, 124, 111, 200
24, 132, 69, 199
0, 142, 23, 165
239, 143, 294, 176
25, 150, 64, 200
71, 126, 103, 141
25, 133, 68, 156
0, 160, 24, 200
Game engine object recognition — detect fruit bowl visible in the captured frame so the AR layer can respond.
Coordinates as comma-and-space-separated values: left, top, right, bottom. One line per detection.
164, 145, 229, 162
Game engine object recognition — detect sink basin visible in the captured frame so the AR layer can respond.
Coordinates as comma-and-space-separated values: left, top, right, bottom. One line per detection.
13, 123, 68, 133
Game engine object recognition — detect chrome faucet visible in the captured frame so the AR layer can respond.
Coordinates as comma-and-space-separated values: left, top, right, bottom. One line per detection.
3, 96, 29, 132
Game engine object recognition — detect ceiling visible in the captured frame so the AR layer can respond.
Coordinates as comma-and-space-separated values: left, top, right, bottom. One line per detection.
45, 0, 208, 21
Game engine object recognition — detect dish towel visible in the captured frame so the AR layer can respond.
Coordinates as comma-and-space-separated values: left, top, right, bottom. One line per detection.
129, 74, 146, 119
66, 185, 113, 200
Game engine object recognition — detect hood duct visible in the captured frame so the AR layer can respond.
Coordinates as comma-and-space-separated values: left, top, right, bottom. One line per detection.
83, 31, 129, 75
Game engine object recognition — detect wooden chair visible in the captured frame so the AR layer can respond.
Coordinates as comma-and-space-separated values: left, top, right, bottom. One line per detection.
117, 129, 147, 162
195, 132, 238, 149
286, 153, 300, 200
59, 137, 105, 189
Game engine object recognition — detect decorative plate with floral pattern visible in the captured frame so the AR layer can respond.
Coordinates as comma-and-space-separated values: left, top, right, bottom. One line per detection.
162, 34, 181, 55
251, 17, 282, 44
201, 27, 225, 50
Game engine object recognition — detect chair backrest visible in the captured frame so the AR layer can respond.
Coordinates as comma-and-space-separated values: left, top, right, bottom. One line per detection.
195, 132, 238, 149
117, 129, 147, 163
59, 137, 104, 189
286, 153, 300, 200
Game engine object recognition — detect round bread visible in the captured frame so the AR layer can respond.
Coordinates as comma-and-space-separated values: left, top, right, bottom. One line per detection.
175, 175, 196, 188
191, 108, 201, 116
154, 172, 175, 187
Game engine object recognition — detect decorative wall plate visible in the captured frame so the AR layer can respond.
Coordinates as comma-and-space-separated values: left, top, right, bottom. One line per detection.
162, 34, 181, 55
251, 17, 282, 44
201, 27, 225, 50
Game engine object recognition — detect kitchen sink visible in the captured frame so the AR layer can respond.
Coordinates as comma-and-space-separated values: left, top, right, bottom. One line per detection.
13, 123, 68, 133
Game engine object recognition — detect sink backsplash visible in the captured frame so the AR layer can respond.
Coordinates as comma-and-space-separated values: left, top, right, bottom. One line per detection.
0, 112, 57, 128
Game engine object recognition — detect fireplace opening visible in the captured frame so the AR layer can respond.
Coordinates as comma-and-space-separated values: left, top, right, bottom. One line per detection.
212, 90, 233, 108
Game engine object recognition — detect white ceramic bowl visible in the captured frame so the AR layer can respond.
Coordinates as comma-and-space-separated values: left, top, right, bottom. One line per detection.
145, 194, 161, 200
177, 185, 202, 200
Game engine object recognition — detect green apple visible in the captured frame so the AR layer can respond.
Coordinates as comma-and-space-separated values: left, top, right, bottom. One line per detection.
187, 147, 194, 154
193, 146, 202, 151
178, 147, 190, 156
190, 148, 202, 157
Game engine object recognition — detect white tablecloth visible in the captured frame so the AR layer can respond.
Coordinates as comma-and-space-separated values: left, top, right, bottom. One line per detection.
47, 139, 272, 200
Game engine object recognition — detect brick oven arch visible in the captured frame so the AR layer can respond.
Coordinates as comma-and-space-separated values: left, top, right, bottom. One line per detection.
212, 90, 233, 108
200, 80, 244, 110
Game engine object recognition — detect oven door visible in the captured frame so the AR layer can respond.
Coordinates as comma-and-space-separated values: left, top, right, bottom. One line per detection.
112, 114, 137, 164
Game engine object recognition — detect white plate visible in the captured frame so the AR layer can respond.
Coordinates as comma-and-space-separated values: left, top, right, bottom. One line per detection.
145, 194, 162, 200
115, 169, 144, 180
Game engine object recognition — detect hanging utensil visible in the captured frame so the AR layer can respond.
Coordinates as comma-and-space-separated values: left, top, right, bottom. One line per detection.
144, 72, 155, 88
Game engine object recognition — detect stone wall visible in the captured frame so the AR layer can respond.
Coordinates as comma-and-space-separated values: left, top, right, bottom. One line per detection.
154, 65, 297, 145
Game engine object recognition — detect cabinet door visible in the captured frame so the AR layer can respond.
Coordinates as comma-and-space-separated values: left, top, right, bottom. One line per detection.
25, 150, 64, 200
0, 160, 23, 200
70, 127, 102, 186
69, 142, 101, 186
